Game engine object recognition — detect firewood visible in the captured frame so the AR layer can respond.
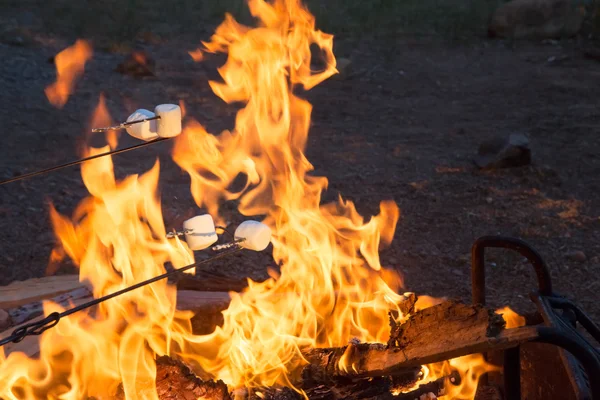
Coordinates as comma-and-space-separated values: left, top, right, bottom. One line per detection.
0, 275, 86, 309
175, 270, 248, 292
177, 291, 230, 335
7, 286, 91, 326
241, 378, 396, 400
0, 291, 230, 358
393, 371, 460, 400
303, 377, 395, 400
301, 300, 538, 379
388, 299, 505, 348
244, 386, 302, 400
0, 295, 94, 358
114, 356, 230, 399
0, 309, 10, 330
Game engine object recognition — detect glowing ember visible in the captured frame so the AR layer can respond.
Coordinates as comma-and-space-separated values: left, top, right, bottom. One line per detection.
0, 0, 502, 398
45, 40, 93, 108
188, 49, 204, 62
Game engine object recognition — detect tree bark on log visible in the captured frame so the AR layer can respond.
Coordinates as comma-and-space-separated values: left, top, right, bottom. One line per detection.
301, 300, 537, 380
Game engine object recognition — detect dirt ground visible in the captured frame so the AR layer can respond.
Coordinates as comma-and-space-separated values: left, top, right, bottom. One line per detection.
0, 22, 599, 325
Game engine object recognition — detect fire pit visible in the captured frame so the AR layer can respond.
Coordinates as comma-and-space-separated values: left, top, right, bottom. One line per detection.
0, 0, 598, 399
2, 235, 598, 399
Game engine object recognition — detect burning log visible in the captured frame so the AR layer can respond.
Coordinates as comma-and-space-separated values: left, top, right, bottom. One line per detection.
175, 270, 248, 292
244, 372, 461, 400
392, 371, 460, 400
177, 290, 230, 334
0, 265, 245, 330
115, 356, 230, 400
7, 286, 91, 326
0, 291, 230, 358
0, 275, 86, 309
0, 295, 94, 358
301, 300, 538, 380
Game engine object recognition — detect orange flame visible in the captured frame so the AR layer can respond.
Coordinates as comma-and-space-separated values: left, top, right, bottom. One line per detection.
172, 0, 407, 389
496, 306, 526, 329
424, 355, 500, 399
45, 40, 93, 108
0, 102, 195, 399
413, 307, 524, 398
88, 93, 119, 150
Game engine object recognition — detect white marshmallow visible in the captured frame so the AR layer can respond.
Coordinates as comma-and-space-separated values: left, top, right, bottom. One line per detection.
234, 220, 272, 251
125, 109, 159, 141
154, 104, 182, 138
183, 214, 218, 251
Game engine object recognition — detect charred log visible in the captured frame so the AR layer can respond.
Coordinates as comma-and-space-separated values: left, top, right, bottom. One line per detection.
175, 270, 248, 293
392, 371, 460, 400
301, 344, 421, 382
115, 356, 230, 400
301, 300, 536, 381
388, 300, 505, 348
304, 377, 394, 400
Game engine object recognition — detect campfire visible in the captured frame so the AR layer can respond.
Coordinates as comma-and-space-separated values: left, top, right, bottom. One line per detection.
1, 0, 599, 399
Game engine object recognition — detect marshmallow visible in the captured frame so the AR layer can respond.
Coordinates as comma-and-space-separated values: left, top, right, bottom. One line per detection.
234, 220, 272, 251
154, 104, 182, 138
183, 214, 218, 251
125, 109, 159, 141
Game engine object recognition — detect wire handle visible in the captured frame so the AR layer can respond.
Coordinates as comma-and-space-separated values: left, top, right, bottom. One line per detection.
9, 312, 61, 343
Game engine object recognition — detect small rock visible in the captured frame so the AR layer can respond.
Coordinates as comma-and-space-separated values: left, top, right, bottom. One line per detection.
488, 0, 585, 39
474, 133, 531, 170
485, 197, 493, 204
566, 250, 586, 263
0, 309, 11, 330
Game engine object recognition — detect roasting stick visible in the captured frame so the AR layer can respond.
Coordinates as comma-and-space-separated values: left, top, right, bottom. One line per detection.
0, 104, 182, 187
0, 217, 272, 347
0, 137, 170, 186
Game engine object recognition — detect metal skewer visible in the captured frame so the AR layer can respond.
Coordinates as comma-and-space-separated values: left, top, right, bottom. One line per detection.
0, 242, 244, 347
0, 118, 169, 187
91, 115, 161, 133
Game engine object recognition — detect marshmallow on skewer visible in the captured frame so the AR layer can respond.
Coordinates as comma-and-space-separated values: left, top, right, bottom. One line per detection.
125, 109, 159, 141
234, 220, 272, 251
154, 104, 182, 138
183, 214, 218, 251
